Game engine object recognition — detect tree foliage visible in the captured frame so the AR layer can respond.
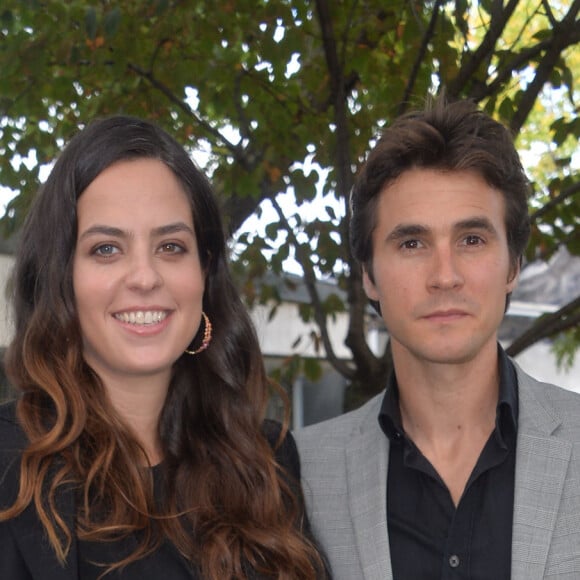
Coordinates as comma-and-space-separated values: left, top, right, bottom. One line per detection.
1, 0, 579, 405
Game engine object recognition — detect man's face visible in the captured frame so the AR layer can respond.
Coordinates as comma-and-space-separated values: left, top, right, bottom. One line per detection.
363, 167, 518, 367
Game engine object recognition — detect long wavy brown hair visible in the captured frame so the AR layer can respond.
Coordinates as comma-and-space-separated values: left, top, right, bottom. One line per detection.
0, 116, 326, 578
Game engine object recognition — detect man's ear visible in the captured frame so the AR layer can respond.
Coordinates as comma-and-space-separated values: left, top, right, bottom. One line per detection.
362, 266, 380, 301
506, 259, 520, 293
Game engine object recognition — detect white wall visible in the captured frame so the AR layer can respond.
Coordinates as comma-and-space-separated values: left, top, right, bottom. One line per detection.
0, 254, 13, 348
250, 302, 352, 359
513, 341, 580, 393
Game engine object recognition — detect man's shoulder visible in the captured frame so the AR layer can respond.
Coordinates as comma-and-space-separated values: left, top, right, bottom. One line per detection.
516, 363, 580, 436
294, 391, 384, 448
516, 363, 580, 403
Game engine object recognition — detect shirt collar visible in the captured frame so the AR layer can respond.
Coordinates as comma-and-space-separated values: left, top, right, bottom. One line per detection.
378, 344, 519, 442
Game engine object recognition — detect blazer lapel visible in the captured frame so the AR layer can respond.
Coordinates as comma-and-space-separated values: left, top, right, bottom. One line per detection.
345, 415, 392, 580
511, 366, 572, 580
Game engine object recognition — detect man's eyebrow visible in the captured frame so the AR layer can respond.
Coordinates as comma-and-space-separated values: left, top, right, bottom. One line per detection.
386, 223, 430, 242
454, 216, 499, 235
385, 217, 500, 242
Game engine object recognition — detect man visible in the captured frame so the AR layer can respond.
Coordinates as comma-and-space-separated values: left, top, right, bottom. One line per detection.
295, 97, 580, 580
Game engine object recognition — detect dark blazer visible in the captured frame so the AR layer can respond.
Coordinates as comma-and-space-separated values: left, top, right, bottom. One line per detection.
296, 361, 580, 580
0, 401, 307, 579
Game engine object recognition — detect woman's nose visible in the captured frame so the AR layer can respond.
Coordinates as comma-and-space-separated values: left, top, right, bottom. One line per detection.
125, 253, 163, 291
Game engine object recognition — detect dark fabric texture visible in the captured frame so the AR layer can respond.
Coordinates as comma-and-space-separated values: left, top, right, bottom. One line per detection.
379, 347, 518, 580
0, 401, 321, 579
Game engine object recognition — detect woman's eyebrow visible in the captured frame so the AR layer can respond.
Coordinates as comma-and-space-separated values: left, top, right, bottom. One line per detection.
78, 222, 195, 241
78, 225, 125, 241
151, 222, 195, 237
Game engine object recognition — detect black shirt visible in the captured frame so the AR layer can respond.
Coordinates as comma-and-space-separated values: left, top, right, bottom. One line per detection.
78, 463, 197, 579
78, 421, 317, 579
379, 347, 518, 580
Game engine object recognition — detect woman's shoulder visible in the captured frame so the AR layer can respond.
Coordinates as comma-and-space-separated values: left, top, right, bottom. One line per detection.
0, 398, 17, 416
261, 419, 300, 479
0, 400, 26, 506
0, 399, 27, 451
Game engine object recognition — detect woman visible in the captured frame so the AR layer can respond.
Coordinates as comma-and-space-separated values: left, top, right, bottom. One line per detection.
0, 116, 327, 579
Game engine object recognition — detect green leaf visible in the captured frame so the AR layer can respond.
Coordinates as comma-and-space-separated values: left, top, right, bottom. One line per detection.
303, 357, 323, 382
498, 97, 514, 122
1, 9, 14, 26
1, 0, 579, 407
104, 7, 121, 38
85, 7, 97, 40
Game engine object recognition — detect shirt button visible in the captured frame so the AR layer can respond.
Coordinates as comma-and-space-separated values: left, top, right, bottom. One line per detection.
449, 554, 460, 568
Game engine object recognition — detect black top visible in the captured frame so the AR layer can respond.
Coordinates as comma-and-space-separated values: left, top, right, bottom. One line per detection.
379, 346, 518, 580
0, 403, 325, 579
78, 421, 302, 579
79, 526, 196, 579
78, 463, 197, 579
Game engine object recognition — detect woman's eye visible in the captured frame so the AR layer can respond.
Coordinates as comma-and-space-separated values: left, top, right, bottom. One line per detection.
159, 242, 185, 254
93, 244, 119, 257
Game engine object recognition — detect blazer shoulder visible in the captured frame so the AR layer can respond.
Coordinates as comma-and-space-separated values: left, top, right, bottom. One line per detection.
516, 362, 580, 438
516, 362, 580, 403
294, 391, 385, 448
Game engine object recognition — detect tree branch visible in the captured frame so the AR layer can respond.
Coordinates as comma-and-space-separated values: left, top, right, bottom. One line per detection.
532, 229, 580, 262
530, 182, 580, 223
343, 254, 390, 384
223, 175, 284, 235
506, 294, 580, 356
472, 37, 551, 100
315, 0, 384, 382
271, 196, 356, 379
127, 62, 298, 236
233, 71, 253, 141
541, 0, 559, 27
448, 0, 520, 98
510, 0, 580, 133
126, 62, 249, 168
397, 0, 444, 116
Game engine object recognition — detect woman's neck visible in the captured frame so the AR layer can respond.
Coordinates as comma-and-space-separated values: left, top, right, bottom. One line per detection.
101, 373, 170, 465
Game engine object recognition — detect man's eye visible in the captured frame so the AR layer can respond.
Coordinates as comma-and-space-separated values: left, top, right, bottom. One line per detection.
464, 235, 483, 246
401, 239, 421, 249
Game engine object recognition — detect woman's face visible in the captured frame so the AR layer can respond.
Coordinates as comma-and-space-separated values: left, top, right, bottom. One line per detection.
72, 158, 205, 391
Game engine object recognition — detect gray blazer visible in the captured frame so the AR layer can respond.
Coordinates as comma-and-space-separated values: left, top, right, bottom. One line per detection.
295, 362, 580, 580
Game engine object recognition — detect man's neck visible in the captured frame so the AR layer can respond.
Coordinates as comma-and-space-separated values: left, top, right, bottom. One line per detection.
392, 340, 501, 505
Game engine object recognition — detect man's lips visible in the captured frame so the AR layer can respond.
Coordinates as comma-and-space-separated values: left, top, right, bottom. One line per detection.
422, 309, 469, 321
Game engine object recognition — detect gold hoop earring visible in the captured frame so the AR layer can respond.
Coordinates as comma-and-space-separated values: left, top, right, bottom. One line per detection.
185, 312, 212, 355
